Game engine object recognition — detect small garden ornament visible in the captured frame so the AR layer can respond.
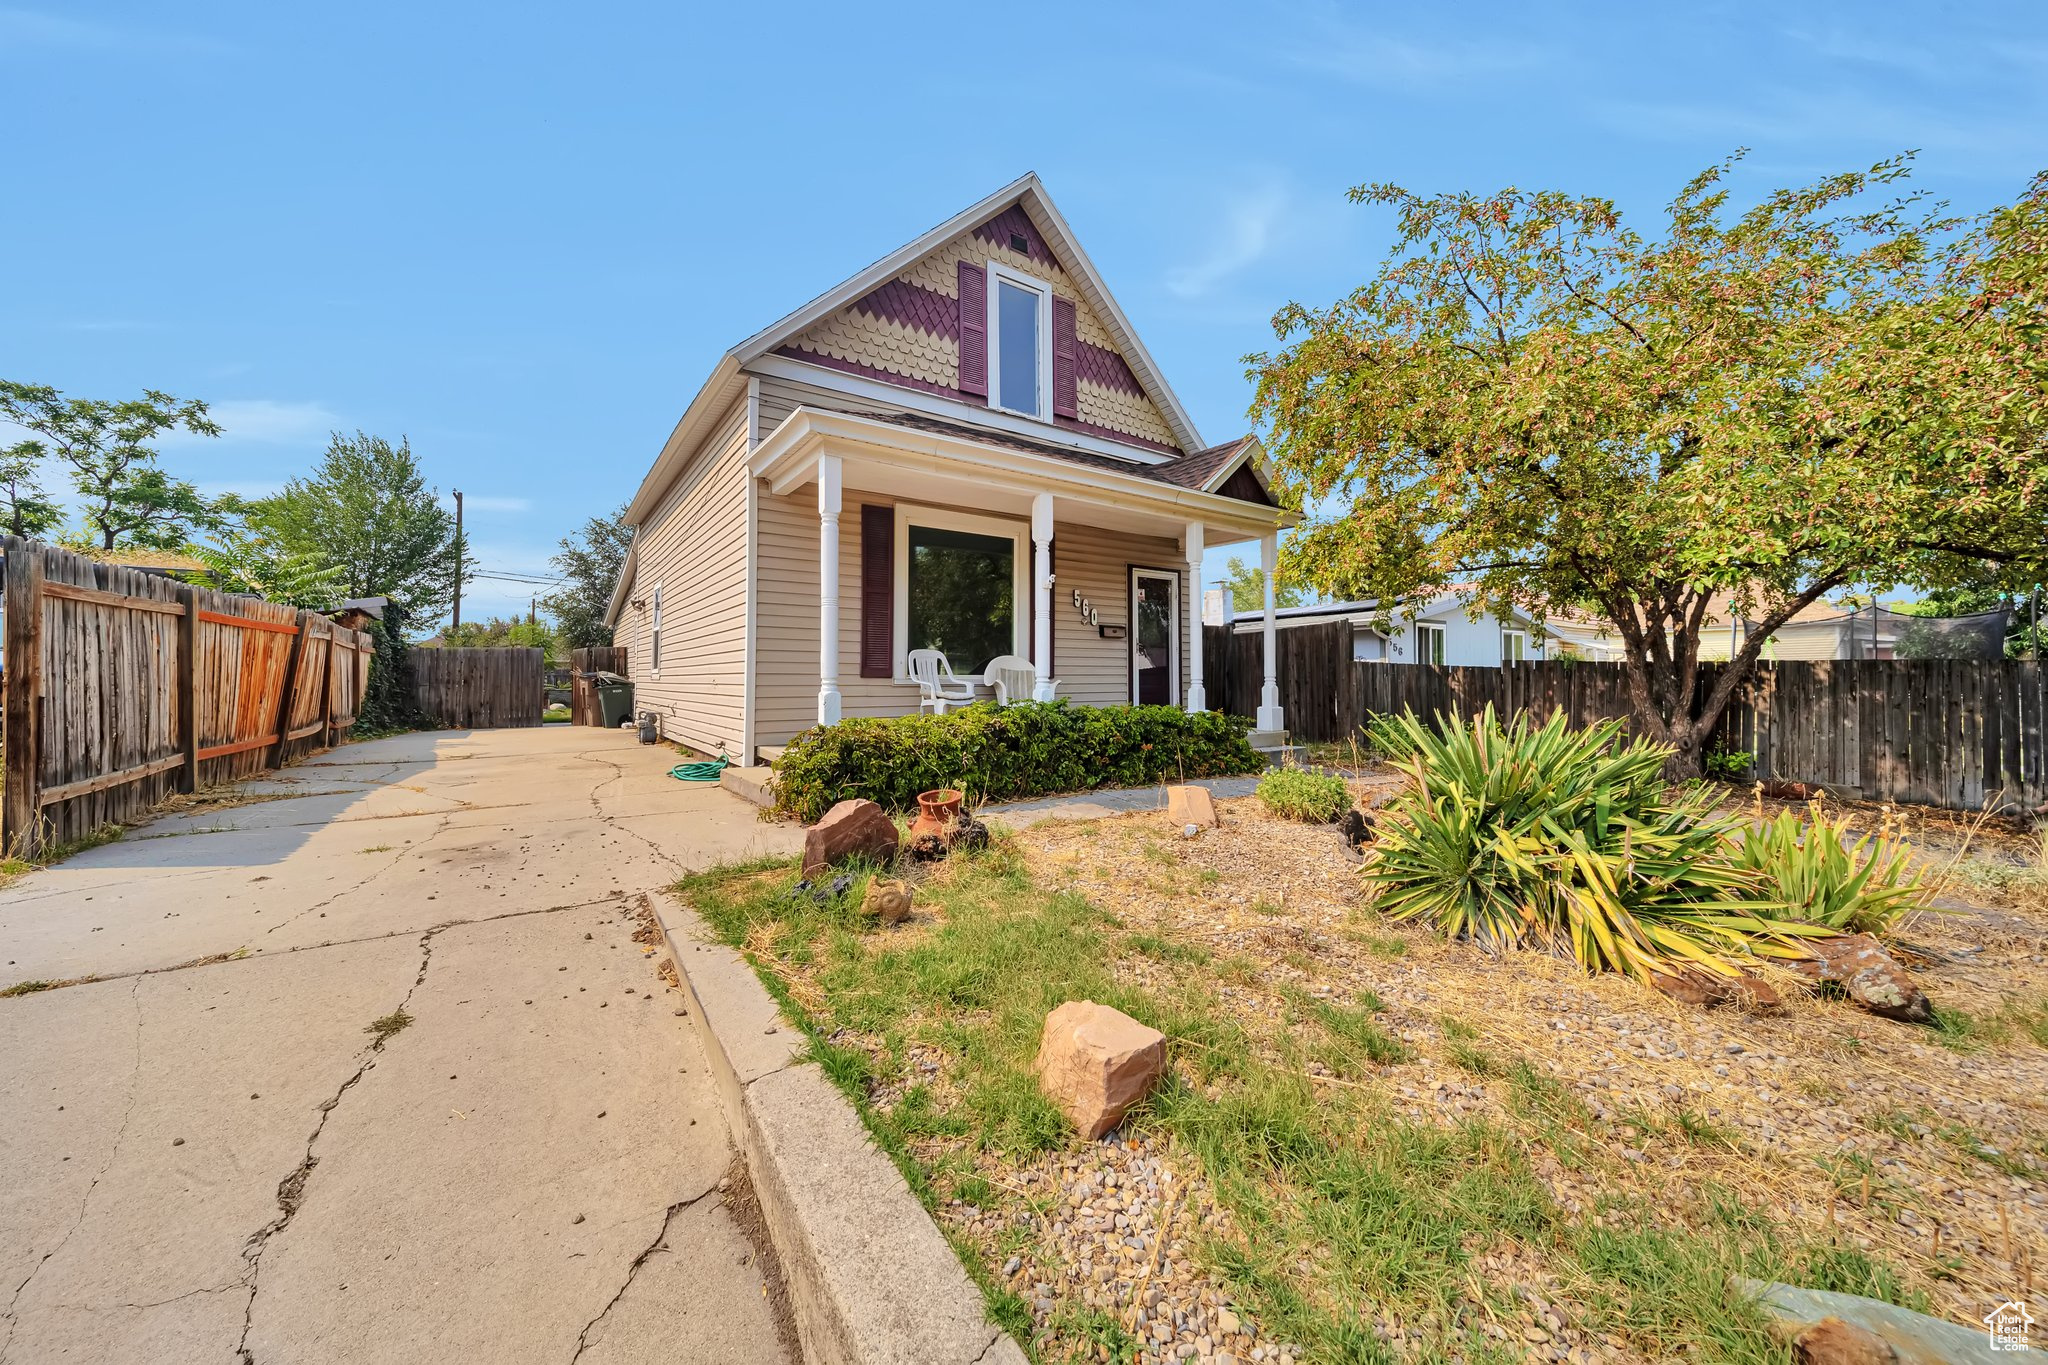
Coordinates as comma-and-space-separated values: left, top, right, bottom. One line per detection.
860, 878, 914, 924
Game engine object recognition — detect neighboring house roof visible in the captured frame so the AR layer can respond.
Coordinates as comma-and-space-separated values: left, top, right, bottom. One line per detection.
620, 174, 1259, 528
74, 545, 206, 573
1223, 591, 1528, 632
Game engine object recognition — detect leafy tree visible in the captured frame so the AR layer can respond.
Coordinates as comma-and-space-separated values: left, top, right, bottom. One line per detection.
186, 524, 347, 610
353, 602, 432, 735
0, 380, 219, 548
433, 615, 562, 667
1248, 154, 2048, 775
1218, 555, 1305, 613
0, 441, 62, 539
541, 504, 632, 649
249, 431, 468, 625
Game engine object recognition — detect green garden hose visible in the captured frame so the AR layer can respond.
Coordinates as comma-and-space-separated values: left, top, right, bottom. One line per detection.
670, 754, 731, 782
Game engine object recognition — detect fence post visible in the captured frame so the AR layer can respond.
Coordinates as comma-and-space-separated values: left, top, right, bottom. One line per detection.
4, 544, 45, 857
178, 584, 200, 792
321, 621, 340, 747
269, 611, 312, 770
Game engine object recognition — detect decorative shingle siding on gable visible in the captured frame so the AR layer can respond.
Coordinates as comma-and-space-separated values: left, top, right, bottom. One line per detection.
778, 210, 1182, 454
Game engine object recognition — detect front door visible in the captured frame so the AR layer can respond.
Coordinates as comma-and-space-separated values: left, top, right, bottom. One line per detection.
1130, 568, 1179, 706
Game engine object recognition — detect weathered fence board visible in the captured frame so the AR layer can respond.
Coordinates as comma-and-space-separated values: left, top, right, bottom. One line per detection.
1, 536, 376, 855
568, 646, 628, 726
410, 647, 544, 730
1203, 624, 2048, 814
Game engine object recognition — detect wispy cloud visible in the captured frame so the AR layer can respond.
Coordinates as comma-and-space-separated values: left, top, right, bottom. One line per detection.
163, 398, 339, 446
1282, 10, 1552, 88
1165, 184, 1288, 299
0, 7, 238, 57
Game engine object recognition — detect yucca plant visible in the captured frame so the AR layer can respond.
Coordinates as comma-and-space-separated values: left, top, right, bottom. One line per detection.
1361, 707, 1832, 982
1734, 806, 1929, 936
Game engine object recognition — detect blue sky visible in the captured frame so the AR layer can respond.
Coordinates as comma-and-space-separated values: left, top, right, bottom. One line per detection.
4, 1, 2044, 622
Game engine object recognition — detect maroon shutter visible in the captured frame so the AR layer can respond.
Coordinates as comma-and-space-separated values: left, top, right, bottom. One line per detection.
860, 503, 894, 678
1051, 295, 1078, 418
957, 260, 988, 398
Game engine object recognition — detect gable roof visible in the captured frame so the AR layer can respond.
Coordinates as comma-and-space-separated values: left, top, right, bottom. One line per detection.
729, 173, 1206, 457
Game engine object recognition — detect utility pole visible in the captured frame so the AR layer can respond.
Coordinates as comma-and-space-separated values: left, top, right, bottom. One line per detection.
451, 488, 464, 635
529, 595, 536, 627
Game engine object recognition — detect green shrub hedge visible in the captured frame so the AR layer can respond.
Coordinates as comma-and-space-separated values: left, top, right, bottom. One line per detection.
770, 700, 1263, 822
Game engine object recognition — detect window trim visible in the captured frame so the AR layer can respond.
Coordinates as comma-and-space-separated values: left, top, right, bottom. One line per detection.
1502, 628, 1529, 663
649, 582, 663, 676
984, 260, 1054, 421
891, 504, 1031, 680
1414, 621, 1447, 665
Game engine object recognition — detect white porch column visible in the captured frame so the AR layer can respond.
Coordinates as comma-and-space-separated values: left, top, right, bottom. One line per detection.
817, 454, 843, 727
1257, 530, 1285, 732
1183, 520, 1206, 713
1030, 492, 1056, 701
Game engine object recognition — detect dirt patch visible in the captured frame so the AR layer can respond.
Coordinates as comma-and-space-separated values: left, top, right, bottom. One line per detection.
719, 1156, 803, 1362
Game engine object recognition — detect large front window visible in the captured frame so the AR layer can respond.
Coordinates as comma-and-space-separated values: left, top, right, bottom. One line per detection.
893, 507, 1029, 676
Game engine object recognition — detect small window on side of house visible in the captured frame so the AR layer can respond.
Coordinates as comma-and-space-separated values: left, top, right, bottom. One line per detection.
650, 584, 662, 673
1416, 622, 1447, 665
1502, 629, 1529, 663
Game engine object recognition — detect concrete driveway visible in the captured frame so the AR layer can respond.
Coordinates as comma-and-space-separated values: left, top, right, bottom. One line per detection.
0, 727, 803, 1364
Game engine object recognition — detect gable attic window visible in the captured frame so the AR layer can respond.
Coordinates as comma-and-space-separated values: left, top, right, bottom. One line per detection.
1009, 230, 1031, 254
986, 262, 1052, 420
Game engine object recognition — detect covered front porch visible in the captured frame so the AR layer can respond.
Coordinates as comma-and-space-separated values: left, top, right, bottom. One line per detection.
745, 408, 1296, 752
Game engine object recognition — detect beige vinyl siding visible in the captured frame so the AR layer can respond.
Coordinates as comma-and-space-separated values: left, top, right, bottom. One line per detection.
753, 485, 1189, 748
616, 398, 751, 756
753, 371, 903, 436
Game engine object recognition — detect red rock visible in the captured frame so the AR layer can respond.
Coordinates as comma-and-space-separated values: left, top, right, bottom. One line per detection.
1785, 934, 1932, 1024
801, 799, 900, 876
1647, 967, 1784, 1013
1165, 785, 1218, 829
1033, 1001, 1166, 1141
1793, 1317, 1897, 1365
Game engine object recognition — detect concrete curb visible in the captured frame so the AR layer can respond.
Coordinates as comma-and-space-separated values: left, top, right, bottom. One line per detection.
654, 896, 1028, 1365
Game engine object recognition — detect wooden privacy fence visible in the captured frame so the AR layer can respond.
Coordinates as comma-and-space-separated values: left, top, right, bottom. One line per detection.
1203, 622, 2048, 813
568, 646, 627, 726
410, 647, 544, 729
2, 536, 374, 856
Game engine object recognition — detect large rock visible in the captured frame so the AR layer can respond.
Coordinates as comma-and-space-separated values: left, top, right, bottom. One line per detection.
1785, 934, 1933, 1024
1738, 1278, 2009, 1365
801, 799, 900, 877
1165, 785, 1218, 829
1033, 1001, 1166, 1141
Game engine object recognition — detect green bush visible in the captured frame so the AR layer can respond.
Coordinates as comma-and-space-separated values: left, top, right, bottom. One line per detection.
770, 700, 1262, 822
1734, 807, 1930, 935
1257, 768, 1352, 822
1363, 707, 1832, 983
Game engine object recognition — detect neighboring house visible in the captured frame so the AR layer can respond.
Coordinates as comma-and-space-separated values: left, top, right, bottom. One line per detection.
1210, 593, 1547, 667
1543, 594, 1911, 663
605, 174, 1297, 761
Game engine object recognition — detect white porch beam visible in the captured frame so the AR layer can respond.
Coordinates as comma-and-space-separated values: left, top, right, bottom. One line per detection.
1183, 520, 1206, 713
817, 454, 843, 727
1031, 493, 1056, 701
1257, 530, 1284, 732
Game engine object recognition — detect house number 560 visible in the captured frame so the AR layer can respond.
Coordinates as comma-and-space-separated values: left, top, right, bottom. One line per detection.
1071, 587, 1098, 627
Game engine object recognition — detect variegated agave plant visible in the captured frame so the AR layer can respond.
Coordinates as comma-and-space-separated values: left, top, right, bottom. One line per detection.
1360, 707, 1838, 982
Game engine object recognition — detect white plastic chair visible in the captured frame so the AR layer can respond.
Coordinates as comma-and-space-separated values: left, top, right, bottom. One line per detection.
907, 649, 977, 714
983, 654, 1055, 705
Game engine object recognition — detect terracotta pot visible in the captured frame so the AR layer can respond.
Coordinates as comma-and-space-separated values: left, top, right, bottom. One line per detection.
909, 788, 964, 839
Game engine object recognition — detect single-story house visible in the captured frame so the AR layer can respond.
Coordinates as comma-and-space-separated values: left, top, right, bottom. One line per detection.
605, 174, 1298, 761
1544, 594, 1924, 663
1207, 592, 1548, 666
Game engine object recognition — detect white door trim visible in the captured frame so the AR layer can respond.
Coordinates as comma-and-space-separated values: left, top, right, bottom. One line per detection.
1128, 566, 1180, 706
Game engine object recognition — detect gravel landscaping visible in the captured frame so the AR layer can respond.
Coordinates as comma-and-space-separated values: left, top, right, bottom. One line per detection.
680, 777, 2047, 1365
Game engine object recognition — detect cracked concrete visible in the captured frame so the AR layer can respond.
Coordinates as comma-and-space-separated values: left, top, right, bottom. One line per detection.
0, 727, 803, 1363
